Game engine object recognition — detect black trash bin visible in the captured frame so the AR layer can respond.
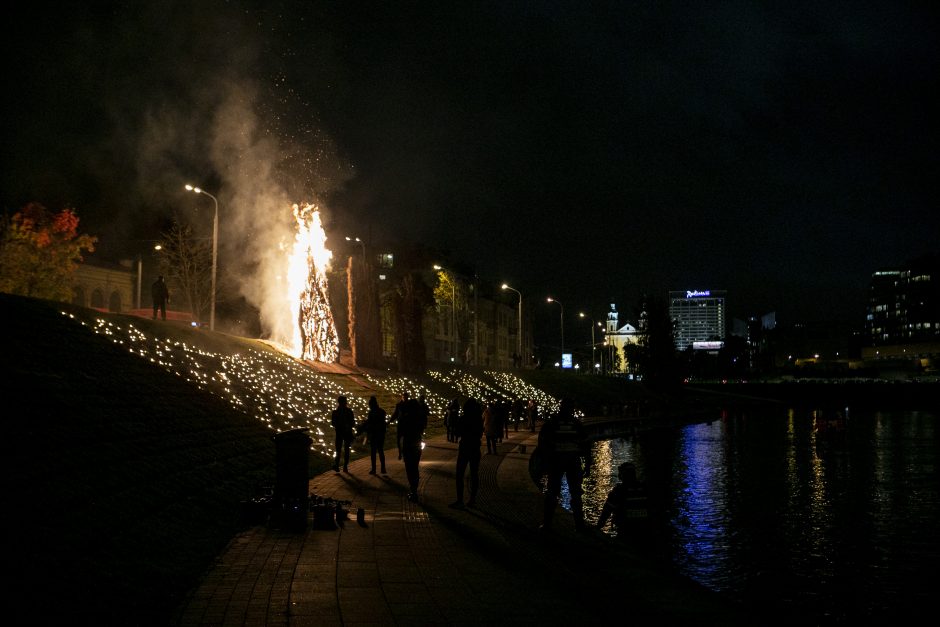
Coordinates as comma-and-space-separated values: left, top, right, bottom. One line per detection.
271, 428, 312, 531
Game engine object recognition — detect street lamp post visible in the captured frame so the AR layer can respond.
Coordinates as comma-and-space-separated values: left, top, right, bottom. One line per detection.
547, 297, 564, 363
501, 283, 523, 367
434, 265, 457, 361
579, 312, 597, 373
136, 254, 143, 310
184, 184, 219, 331
345, 236, 366, 261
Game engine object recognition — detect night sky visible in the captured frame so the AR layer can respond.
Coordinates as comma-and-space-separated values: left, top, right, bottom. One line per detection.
2, 1, 937, 338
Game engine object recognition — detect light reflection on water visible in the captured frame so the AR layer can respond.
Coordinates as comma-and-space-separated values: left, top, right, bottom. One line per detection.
559, 407, 940, 623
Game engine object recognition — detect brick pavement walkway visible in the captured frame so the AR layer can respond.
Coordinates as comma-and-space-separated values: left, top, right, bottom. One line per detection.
175, 430, 750, 626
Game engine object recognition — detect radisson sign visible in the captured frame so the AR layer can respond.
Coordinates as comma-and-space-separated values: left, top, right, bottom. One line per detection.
686, 290, 711, 298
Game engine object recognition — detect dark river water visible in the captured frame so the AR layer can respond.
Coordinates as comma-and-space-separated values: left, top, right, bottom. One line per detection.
569, 407, 939, 624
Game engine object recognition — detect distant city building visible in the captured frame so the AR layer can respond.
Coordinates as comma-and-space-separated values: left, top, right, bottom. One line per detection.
864, 254, 939, 361
732, 312, 776, 370
669, 289, 727, 351
372, 243, 532, 369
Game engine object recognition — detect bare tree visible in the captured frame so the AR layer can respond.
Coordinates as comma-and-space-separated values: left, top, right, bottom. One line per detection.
156, 221, 213, 322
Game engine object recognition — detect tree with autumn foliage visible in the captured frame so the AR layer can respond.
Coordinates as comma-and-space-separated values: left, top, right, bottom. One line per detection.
0, 203, 96, 301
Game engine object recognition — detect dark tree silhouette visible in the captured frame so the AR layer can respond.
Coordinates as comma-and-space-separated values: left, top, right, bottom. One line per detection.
347, 254, 383, 367
393, 272, 432, 373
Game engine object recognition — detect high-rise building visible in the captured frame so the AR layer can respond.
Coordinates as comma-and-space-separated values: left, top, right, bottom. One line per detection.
865, 254, 939, 355
669, 289, 727, 351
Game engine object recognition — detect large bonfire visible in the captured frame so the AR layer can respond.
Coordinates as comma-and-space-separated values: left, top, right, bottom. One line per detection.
287, 203, 339, 362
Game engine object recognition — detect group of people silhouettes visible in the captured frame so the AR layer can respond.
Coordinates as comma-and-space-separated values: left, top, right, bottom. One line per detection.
330, 391, 429, 503
329, 392, 647, 537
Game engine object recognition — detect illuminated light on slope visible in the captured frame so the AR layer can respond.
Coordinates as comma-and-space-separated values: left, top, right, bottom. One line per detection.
287, 203, 339, 362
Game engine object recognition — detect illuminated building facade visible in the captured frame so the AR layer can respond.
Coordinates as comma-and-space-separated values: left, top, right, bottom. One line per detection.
864, 254, 940, 360
668, 289, 727, 351
603, 303, 643, 374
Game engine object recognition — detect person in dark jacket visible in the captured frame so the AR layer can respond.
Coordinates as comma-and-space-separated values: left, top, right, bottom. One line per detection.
151, 275, 169, 320
526, 398, 539, 432
445, 397, 461, 442
360, 395, 388, 474
538, 397, 590, 531
450, 397, 484, 509
331, 395, 356, 473
394, 391, 427, 502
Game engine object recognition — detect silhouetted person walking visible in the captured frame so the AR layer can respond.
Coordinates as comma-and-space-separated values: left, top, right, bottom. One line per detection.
151, 275, 169, 320
538, 397, 590, 532
450, 397, 483, 509
331, 395, 355, 473
394, 391, 426, 502
361, 395, 388, 474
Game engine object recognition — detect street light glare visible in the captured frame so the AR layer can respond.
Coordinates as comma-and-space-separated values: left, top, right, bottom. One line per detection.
183, 182, 218, 331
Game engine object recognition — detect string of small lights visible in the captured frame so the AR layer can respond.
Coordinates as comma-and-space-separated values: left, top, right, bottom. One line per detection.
60, 310, 567, 461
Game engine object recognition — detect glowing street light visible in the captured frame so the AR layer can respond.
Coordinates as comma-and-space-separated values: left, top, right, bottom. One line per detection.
434, 265, 457, 361
184, 184, 219, 331
547, 296, 564, 361
345, 235, 365, 261
501, 283, 523, 367
579, 312, 598, 374
136, 242, 164, 310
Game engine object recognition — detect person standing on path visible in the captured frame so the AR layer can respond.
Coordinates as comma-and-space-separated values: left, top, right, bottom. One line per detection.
483, 401, 500, 454
394, 391, 427, 502
361, 395, 388, 474
151, 275, 169, 320
450, 397, 484, 509
331, 395, 355, 473
526, 398, 539, 432
538, 397, 590, 532
445, 397, 461, 442
512, 398, 525, 432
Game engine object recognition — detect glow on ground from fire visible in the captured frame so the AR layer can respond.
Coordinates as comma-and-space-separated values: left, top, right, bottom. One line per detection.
61, 312, 557, 461
287, 203, 339, 362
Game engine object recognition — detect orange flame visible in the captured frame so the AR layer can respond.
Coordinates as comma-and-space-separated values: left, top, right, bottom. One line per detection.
287, 203, 339, 362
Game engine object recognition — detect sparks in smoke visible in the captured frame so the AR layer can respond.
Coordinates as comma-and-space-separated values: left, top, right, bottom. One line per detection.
288, 203, 339, 362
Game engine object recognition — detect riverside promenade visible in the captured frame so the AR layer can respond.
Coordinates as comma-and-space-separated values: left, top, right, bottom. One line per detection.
175, 426, 751, 626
